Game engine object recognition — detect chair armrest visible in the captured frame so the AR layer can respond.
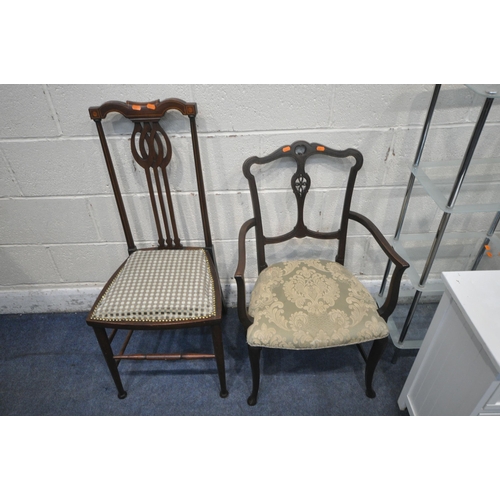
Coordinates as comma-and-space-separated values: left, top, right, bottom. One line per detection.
348, 211, 409, 321
235, 218, 256, 328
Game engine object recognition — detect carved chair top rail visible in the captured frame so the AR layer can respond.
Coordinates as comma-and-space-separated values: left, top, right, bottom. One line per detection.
243, 140, 362, 170
89, 98, 197, 121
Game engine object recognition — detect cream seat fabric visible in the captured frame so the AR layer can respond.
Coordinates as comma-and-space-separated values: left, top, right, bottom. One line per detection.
248, 259, 388, 350
90, 249, 216, 323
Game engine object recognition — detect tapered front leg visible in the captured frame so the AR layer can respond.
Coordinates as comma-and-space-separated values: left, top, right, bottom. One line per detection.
211, 324, 229, 398
365, 337, 388, 398
92, 326, 127, 399
247, 345, 262, 406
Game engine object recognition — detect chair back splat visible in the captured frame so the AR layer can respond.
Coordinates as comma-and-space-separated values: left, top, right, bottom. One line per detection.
89, 99, 213, 257
243, 140, 363, 272
87, 98, 227, 400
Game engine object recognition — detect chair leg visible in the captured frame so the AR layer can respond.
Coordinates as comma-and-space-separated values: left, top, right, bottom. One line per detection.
92, 326, 127, 399
211, 324, 229, 398
247, 345, 262, 406
365, 337, 388, 399
221, 294, 228, 316
219, 284, 228, 316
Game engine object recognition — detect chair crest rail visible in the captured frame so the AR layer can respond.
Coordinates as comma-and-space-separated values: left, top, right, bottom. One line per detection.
89, 98, 197, 121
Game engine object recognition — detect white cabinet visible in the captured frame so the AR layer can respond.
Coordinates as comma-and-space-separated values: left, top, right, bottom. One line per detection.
398, 270, 500, 416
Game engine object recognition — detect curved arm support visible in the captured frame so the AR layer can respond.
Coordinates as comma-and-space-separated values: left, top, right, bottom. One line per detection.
348, 211, 409, 321
235, 219, 256, 328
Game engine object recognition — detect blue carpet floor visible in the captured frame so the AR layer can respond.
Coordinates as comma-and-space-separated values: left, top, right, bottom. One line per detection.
0, 304, 438, 416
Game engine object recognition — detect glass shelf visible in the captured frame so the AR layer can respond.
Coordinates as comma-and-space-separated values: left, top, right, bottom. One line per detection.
465, 84, 500, 98
374, 294, 440, 350
392, 232, 500, 292
411, 158, 500, 213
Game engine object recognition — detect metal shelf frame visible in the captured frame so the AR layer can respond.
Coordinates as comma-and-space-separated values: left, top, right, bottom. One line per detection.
380, 84, 500, 349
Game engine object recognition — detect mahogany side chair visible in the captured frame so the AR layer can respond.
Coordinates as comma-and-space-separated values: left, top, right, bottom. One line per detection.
235, 141, 409, 406
87, 98, 228, 400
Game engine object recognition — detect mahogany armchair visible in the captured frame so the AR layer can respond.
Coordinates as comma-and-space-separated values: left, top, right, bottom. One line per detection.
235, 141, 409, 406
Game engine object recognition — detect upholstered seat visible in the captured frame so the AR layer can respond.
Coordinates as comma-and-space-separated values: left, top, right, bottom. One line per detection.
247, 259, 388, 350
90, 249, 217, 323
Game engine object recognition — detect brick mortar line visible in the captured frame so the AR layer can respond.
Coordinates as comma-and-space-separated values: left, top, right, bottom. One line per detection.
2, 121, 497, 144
0, 148, 24, 196
0, 234, 381, 249
0, 185, 421, 201
3, 180, 500, 202
45, 246, 64, 283
42, 85, 63, 137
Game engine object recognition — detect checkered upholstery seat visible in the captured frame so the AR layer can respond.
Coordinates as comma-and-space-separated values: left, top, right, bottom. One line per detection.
90, 249, 216, 323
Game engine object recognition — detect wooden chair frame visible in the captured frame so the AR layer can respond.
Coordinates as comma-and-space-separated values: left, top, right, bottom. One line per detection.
86, 98, 227, 399
235, 140, 408, 405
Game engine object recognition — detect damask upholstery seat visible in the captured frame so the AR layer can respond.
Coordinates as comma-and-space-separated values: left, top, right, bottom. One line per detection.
247, 259, 388, 350
235, 141, 408, 406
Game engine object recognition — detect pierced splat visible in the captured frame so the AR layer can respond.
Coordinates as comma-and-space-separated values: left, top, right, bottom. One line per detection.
130, 121, 181, 249
131, 121, 172, 170
290, 166, 311, 236
292, 171, 310, 198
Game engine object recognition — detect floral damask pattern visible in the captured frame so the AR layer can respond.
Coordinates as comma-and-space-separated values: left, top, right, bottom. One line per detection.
247, 259, 388, 350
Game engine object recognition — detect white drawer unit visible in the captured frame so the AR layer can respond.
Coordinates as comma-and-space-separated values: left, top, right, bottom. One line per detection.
398, 270, 500, 416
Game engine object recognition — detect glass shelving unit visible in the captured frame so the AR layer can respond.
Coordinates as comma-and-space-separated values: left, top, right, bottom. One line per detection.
379, 84, 500, 350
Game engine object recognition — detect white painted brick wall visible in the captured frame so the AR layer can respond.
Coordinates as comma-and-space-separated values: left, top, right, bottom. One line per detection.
1, 84, 499, 313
